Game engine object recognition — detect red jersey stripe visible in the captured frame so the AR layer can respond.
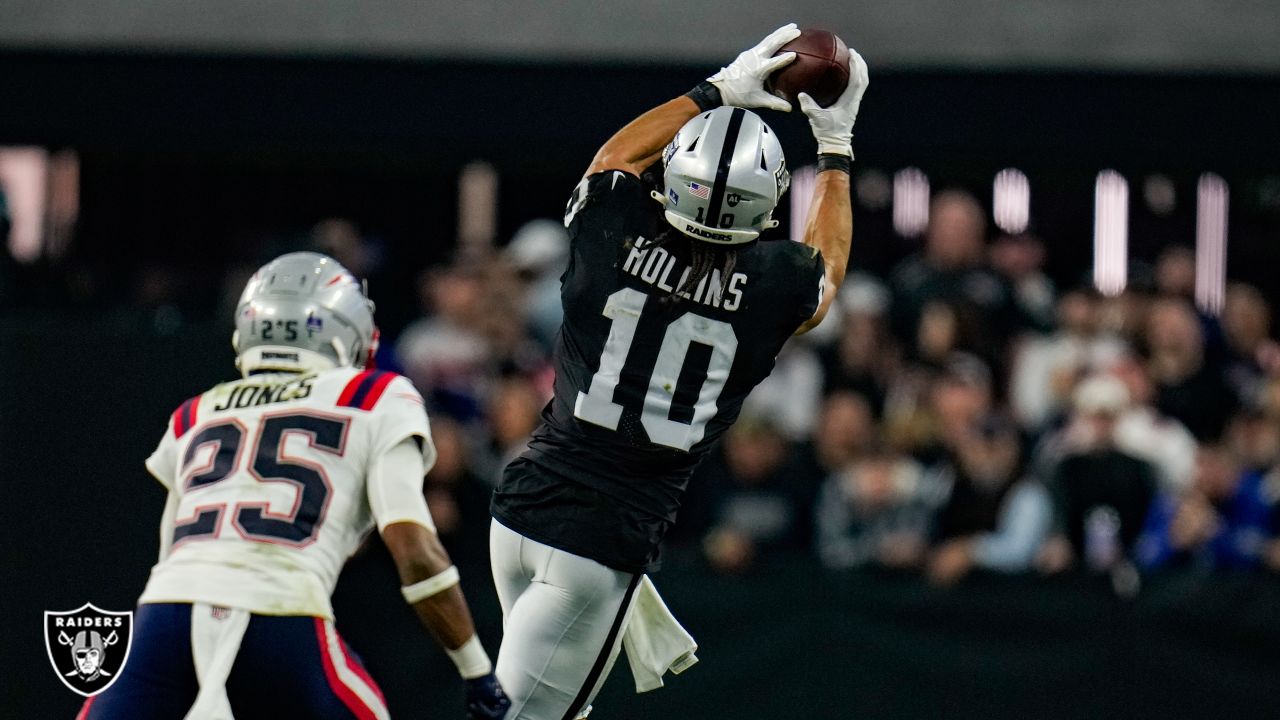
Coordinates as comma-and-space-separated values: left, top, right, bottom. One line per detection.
339, 635, 387, 705
172, 396, 201, 439
185, 395, 201, 434
337, 370, 374, 408
314, 618, 378, 720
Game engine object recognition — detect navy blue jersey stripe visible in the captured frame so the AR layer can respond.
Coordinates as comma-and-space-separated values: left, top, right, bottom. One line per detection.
182, 398, 197, 433
343, 370, 387, 409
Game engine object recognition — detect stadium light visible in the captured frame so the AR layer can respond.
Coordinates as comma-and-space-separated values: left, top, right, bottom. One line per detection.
1195, 173, 1229, 316
893, 167, 929, 237
457, 161, 499, 257
993, 168, 1030, 234
1093, 170, 1129, 297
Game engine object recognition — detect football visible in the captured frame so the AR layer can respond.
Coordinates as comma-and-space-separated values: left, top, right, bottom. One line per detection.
764, 28, 851, 109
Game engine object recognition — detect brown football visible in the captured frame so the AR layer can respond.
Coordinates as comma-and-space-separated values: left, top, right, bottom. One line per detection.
764, 28, 851, 109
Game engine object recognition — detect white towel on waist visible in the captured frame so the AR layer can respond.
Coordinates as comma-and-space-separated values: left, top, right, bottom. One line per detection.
184, 603, 249, 720
622, 575, 698, 693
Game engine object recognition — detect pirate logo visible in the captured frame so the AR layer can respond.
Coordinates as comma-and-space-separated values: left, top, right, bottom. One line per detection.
44, 603, 133, 697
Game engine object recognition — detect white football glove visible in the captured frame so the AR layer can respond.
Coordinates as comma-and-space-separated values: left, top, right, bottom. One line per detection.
708, 23, 801, 112
799, 47, 870, 157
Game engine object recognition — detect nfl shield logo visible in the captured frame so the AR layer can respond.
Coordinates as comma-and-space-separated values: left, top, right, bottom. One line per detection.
44, 603, 133, 697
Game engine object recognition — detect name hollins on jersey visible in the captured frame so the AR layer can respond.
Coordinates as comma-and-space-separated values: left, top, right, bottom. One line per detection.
211, 375, 315, 412
621, 236, 747, 311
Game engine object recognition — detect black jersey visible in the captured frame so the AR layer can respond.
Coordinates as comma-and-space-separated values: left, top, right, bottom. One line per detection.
492, 170, 825, 572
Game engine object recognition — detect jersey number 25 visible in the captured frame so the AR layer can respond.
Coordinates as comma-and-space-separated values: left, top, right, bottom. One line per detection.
173, 412, 349, 547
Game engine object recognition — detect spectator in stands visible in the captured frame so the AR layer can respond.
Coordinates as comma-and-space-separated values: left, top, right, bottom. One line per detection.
815, 449, 937, 570
1137, 443, 1278, 571
1146, 296, 1239, 440
311, 218, 380, 281
819, 274, 898, 411
503, 218, 569, 350
1220, 282, 1280, 406
699, 417, 811, 574
788, 390, 877, 546
476, 374, 545, 485
1097, 288, 1152, 349
886, 353, 993, 467
926, 415, 1052, 585
889, 190, 1017, 357
1011, 287, 1126, 431
1033, 351, 1198, 493
422, 417, 491, 566
807, 391, 878, 474
1226, 405, 1280, 474
1153, 245, 1196, 301
990, 232, 1056, 333
395, 262, 493, 420
742, 341, 826, 441
1038, 375, 1158, 573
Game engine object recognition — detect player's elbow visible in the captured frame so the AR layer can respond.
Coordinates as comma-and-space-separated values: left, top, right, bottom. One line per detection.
795, 307, 828, 335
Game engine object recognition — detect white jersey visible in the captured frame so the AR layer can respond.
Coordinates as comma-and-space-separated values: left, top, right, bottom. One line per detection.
140, 367, 435, 618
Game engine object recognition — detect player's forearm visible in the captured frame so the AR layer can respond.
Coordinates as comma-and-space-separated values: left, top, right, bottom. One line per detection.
386, 525, 475, 647
586, 96, 701, 177
410, 584, 479, 651
384, 521, 493, 677
797, 169, 852, 331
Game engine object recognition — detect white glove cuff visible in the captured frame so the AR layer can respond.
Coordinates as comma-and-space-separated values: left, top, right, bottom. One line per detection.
401, 565, 460, 604
446, 635, 493, 679
816, 141, 853, 158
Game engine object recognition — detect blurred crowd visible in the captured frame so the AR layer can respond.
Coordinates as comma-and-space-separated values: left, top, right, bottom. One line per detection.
378, 188, 1280, 589
10, 179, 1280, 589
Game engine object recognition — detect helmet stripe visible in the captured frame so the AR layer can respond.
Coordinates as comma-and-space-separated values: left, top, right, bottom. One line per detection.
703, 107, 746, 233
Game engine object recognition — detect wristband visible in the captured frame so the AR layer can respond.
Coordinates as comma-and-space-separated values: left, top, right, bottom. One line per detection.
401, 565, 460, 604
684, 81, 723, 112
816, 153, 852, 175
447, 635, 493, 679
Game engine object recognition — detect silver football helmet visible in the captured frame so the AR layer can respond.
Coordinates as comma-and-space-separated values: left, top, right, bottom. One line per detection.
232, 252, 377, 376
653, 106, 790, 245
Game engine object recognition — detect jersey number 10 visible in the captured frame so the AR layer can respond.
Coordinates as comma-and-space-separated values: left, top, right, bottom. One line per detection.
575, 288, 738, 451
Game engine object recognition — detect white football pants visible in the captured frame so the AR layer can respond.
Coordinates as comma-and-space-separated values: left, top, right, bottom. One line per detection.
489, 519, 640, 720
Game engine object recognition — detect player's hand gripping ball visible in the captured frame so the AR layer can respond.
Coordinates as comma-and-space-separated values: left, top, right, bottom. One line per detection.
708, 23, 802, 112
764, 28, 852, 110
795, 38, 870, 158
